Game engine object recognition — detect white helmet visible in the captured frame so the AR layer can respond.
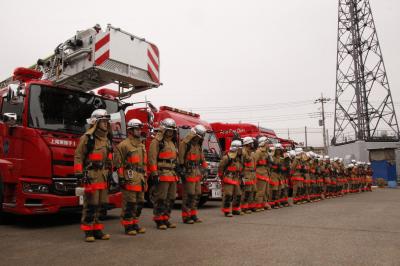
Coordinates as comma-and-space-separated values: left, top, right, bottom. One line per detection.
288, 150, 296, 158
191, 124, 207, 138
334, 157, 339, 161
351, 159, 356, 163
258, 136, 268, 147
295, 147, 303, 154
243, 136, 254, 146
348, 163, 354, 168
86, 109, 110, 125
230, 140, 242, 152
324, 155, 330, 160
160, 118, 177, 131
127, 118, 143, 129
274, 143, 283, 150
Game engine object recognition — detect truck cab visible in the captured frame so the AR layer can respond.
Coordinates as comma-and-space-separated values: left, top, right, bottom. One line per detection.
0, 69, 125, 214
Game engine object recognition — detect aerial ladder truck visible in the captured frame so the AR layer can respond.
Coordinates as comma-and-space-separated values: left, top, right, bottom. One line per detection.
0, 24, 160, 215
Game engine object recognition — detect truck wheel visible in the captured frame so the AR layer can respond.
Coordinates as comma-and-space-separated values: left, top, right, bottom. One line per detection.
198, 196, 208, 208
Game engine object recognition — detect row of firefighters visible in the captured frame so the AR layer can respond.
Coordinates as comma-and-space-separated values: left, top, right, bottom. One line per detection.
74, 109, 373, 242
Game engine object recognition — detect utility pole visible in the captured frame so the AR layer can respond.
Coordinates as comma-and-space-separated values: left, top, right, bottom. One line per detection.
304, 126, 308, 148
326, 129, 329, 149
287, 128, 290, 140
315, 93, 331, 154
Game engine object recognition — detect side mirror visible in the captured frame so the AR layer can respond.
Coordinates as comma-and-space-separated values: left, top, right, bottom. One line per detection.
3, 112, 17, 127
6, 84, 23, 104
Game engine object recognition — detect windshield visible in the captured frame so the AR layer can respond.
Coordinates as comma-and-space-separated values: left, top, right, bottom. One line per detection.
28, 84, 126, 137
178, 128, 222, 161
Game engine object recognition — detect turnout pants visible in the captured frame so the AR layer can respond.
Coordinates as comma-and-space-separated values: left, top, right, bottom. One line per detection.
182, 181, 201, 221
222, 183, 242, 214
81, 188, 109, 232
256, 180, 269, 209
121, 189, 145, 228
153, 181, 177, 223
241, 184, 257, 211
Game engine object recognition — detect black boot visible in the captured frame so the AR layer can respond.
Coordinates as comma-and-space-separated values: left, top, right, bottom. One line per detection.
84, 230, 95, 242
156, 220, 167, 230
191, 215, 203, 223
132, 223, 146, 234
125, 225, 137, 235
93, 230, 110, 240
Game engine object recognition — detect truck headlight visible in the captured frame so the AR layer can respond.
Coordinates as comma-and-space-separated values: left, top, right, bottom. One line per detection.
22, 183, 50, 194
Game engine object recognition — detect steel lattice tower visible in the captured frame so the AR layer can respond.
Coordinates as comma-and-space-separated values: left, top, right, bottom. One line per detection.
333, 0, 399, 145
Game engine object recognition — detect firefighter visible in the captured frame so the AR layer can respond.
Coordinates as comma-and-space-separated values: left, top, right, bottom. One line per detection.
316, 156, 324, 200
290, 148, 305, 205
219, 140, 243, 217
321, 156, 331, 198
301, 152, 312, 203
178, 124, 208, 224
308, 152, 319, 202
74, 109, 112, 242
254, 137, 272, 212
270, 143, 284, 208
366, 163, 373, 191
148, 118, 179, 230
114, 119, 147, 236
241, 137, 257, 214
343, 163, 351, 194
361, 163, 368, 192
280, 150, 290, 207
338, 158, 346, 196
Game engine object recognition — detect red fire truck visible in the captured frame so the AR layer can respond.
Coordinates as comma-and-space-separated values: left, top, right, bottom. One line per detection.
125, 105, 223, 205
0, 24, 160, 215
210, 122, 296, 151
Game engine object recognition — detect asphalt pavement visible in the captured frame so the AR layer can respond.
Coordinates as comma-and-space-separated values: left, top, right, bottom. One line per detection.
0, 188, 399, 266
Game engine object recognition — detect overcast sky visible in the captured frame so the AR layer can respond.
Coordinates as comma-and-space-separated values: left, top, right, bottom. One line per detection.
0, 0, 399, 146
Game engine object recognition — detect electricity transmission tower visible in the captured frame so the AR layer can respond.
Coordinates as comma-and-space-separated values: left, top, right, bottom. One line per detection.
333, 0, 399, 145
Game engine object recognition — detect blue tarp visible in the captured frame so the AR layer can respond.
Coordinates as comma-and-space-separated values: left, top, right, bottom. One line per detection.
371, 160, 397, 181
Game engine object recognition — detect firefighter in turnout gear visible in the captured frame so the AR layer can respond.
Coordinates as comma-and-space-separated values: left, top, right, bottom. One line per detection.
178, 125, 208, 224
366, 163, 373, 192
114, 119, 147, 236
290, 148, 305, 204
280, 150, 290, 207
148, 118, 179, 230
270, 143, 284, 208
241, 137, 257, 214
322, 156, 332, 198
219, 140, 243, 217
74, 109, 112, 242
254, 137, 272, 212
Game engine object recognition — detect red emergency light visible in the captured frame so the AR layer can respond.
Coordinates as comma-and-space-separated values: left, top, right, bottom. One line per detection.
160, 106, 200, 118
13, 67, 43, 82
97, 88, 119, 99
